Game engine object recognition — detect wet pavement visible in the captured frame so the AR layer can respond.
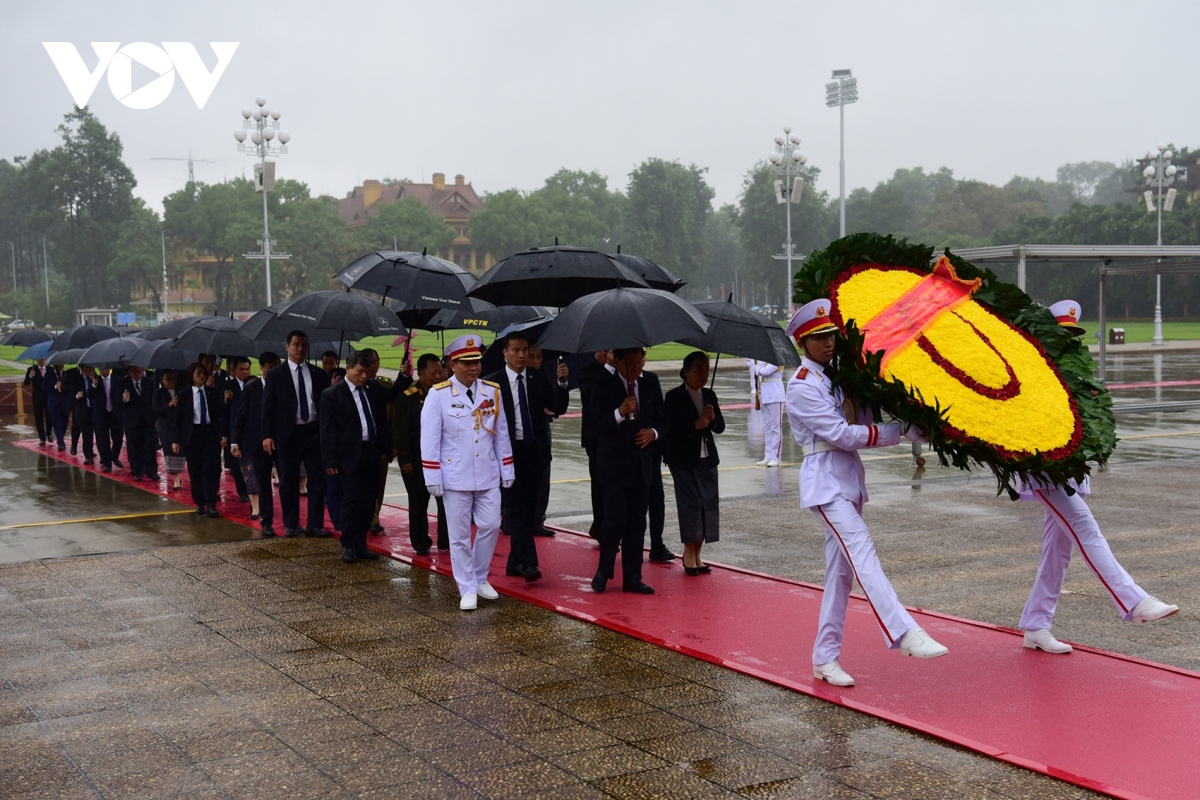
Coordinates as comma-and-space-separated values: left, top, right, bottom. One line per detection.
1, 351, 1198, 798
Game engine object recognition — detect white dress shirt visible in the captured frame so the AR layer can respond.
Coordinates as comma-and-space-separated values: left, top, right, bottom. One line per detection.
192, 386, 207, 424
504, 366, 527, 441
291, 360, 317, 423
353, 384, 374, 442
613, 374, 659, 440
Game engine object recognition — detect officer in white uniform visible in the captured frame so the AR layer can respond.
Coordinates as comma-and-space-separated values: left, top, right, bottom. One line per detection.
1015, 300, 1178, 654
755, 361, 786, 467
421, 335, 515, 611
785, 299, 948, 688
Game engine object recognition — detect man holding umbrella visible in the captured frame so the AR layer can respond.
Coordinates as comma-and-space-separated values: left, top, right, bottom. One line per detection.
421, 335, 515, 611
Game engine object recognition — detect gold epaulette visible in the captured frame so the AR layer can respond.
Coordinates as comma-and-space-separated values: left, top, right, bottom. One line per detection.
432, 380, 452, 390
403, 385, 421, 396
378, 376, 394, 386
481, 379, 501, 389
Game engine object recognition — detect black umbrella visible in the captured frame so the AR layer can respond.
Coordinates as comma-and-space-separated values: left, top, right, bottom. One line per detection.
466, 245, 649, 308
1, 329, 54, 347
239, 291, 406, 344
680, 297, 801, 368
130, 339, 201, 371
78, 337, 151, 369
389, 295, 495, 331
139, 315, 221, 341
611, 251, 686, 293
423, 304, 553, 333
49, 324, 120, 353
47, 348, 86, 366
171, 318, 256, 357
336, 250, 476, 314
536, 288, 709, 353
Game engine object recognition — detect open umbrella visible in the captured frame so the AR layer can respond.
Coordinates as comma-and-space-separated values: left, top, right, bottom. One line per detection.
16, 340, 54, 361
2, 329, 54, 347
139, 315, 220, 341
79, 337, 152, 370
423, 304, 554, 333
49, 324, 120, 352
171, 318, 255, 357
611, 250, 686, 293
466, 245, 649, 308
679, 296, 801, 368
47, 348, 87, 366
130, 339, 201, 371
536, 288, 708, 353
389, 296, 494, 331
336, 250, 476, 315
239, 291, 405, 345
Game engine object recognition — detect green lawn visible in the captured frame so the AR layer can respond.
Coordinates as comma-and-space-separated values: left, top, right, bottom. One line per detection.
0, 345, 30, 376
1078, 320, 1200, 344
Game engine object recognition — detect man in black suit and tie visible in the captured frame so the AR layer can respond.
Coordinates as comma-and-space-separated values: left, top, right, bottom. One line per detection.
484, 332, 569, 582
88, 367, 124, 473
120, 366, 160, 481
577, 350, 613, 540
232, 352, 281, 536
261, 330, 331, 538
65, 365, 96, 464
23, 359, 50, 446
639, 368, 678, 564
320, 351, 393, 563
585, 347, 667, 595
223, 357, 252, 503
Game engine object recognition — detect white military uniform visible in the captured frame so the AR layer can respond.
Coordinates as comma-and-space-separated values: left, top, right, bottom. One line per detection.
421, 375, 515, 598
787, 353, 917, 666
756, 362, 786, 463
747, 358, 759, 403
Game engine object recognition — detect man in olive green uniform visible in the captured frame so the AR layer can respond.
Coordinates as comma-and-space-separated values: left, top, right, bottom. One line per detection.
395, 353, 448, 555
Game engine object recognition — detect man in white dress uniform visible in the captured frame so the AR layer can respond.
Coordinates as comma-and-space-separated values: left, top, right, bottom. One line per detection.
755, 360, 786, 467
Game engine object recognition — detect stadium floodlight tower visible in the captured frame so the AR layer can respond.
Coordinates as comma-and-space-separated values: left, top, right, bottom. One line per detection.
768, 128, 807, 315
1143, 144, 1178, 346
825, 69, 858, 237
234, 97, 292, 306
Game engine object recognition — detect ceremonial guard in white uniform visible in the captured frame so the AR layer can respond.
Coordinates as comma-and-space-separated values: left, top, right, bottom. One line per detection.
755, 361, 785, 467
785, 299, 948, 687
421, 335, 515, 611
1016, 300, 1178, 654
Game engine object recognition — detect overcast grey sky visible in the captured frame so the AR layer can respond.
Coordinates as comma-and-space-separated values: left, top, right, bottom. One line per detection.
3, 0, 1198, 214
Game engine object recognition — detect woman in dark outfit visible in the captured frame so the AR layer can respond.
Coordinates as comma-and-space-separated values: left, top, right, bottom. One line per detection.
153, 369, 185, 490
662, 351, 725, 574
172, 362, 225, 517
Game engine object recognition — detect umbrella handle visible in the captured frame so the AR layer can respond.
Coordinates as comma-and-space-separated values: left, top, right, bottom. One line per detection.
709, 351, 720, 391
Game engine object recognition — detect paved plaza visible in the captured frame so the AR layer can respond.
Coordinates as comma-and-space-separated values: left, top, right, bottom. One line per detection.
1, 352, 1197, 798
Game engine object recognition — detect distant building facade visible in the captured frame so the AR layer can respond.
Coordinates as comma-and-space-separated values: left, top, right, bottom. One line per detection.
337, 173, 495, 275
128, 251, 217, 319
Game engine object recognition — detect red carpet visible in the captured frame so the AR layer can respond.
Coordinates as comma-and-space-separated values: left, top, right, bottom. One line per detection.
17, 439, 1200, 800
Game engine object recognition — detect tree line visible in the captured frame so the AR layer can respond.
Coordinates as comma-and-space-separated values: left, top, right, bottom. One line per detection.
3, 108, 1197, 326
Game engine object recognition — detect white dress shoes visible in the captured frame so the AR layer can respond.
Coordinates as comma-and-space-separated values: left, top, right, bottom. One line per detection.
477, 583, 499, 601
1023, 629, 1072, 654
1131, 596, 1179, 623
765, 460, 780, 467
459, 593, 477, 611
813, 661, 855, 687
755, 458, 770, 466
898, 626, 949, 658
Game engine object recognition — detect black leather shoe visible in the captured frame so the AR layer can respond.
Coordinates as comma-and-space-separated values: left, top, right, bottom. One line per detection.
147, 474, 161, 481
341, 547, 357, 563
696, 565, 712, 574
413, 548, 430, 557
684, 566, 700, 576
70, 445, 77, 455
357, 550, 380, 560
649, 549, 677, 563
369, 523, 384, 534
534, 528, 556, 537
622, 581, 655, 594
113, 459, 123, 468
194, 507, 206, 515
261, 525, 277, 537
83, 459, 94, 466
284, 527, 302, 538
505, 567, 526, 577
238, 494, 250, 503
523, 566, 542, 583
591, 572, 607, 593
102, 465, 112, 473
305, 528, 333, 538
206, 509, 220, 519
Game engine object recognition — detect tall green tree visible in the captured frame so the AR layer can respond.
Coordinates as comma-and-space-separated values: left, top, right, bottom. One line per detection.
359, 197, 455, 254
624, 159, 714, 284
163, 178, 260, 311
275, 188, 362, 302
108, 199, 167, 312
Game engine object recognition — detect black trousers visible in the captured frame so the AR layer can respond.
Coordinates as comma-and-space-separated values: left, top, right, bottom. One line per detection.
598, 465, 649, 584
648, 462, 666, 552
95, 417, 122, 468
70, 407, 95, 461
401, 468, 447, 551
278, 423, 325, 530
535, 462, 551, 530
252, 449, 277, 527
184, 425, 221, 509
47, 397, 67, 446
126, 422, 158, 478
340, 450, 380, 556
224, 445, 247, 497
586, 444, 604, 537
503, 443, 541, 571
31, 398, 48, 442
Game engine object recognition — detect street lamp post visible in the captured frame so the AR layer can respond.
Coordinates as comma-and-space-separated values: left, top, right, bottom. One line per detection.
234, 96, 291, 306
768, 128, 807, 316
825, 69, 858, 238
4, 240, 14, 291
1143, 143, 1178, 346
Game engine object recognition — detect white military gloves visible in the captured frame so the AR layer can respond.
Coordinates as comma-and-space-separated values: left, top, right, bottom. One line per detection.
427, 484, 443, 498
502, 478, 514, 489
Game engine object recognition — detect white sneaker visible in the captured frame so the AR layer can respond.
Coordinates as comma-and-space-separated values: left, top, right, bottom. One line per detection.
459, 593, 477, 611
755, 458, 770, 466
1023, 629, 1072, 654
898, 627, 949, 659
1131, 596, 1179, 623
765, 460, 780, 467
477, 583, 499, 601
813, 661, 855, 687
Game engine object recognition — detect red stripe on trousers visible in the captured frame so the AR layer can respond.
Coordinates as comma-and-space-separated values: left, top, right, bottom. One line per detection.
1035, 489, 1130, 614
818, 506, 895, 644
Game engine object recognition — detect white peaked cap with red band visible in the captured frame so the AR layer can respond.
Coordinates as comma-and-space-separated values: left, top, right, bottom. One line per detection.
444, 334, 484, 361
1049, 299, 1085, 333
785, 298, 840, 342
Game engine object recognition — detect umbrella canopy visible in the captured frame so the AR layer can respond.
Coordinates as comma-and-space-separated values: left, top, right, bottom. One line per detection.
390, 296, 494, 331
466, 246, 649, 308
139, 315, 221, 341
16, 340, 54, 361
171, 318, 256, 357
610, 252, 687, 293
239, 291, 405, 343
423, 304, 554, 334
49, 324, 120, 353
679, 298, 801, 367
47, 348, 87, 366
2, 329, 54, 347
536, 288, 709, 353
336, 250, 476, 311
130, 339, 201, 371
79, 337, 151, 370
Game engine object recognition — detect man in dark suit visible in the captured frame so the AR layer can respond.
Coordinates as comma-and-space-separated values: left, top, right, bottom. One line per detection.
639, 369, 678, 564
577, 350, 613, 540
223, 356, 252, 503
232, 352, 281, 536
88, 367, 124, 473
585, 347, 667, 595
261, 330, 331, 538
119, 366, 160, 482
65, 365, 96, 464
23, 359, 49, 446
320, 351, 393, 563
359, 347, 411, 534
484, 332, 569, 582
394, 353, 448, 555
